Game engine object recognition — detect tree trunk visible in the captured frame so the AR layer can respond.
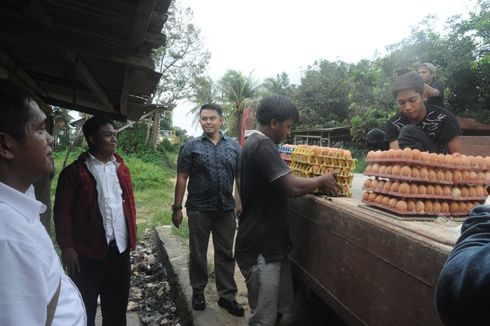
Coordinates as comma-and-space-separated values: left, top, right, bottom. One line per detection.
149, 111, 160, 151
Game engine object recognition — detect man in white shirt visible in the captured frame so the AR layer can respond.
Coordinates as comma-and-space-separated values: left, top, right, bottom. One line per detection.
0, 79, 86, 325
54, 116, 137, 326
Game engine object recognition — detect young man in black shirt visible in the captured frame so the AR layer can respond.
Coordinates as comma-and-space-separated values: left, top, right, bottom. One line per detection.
417, 62, 444, 107
235, 95, 339, 326
385, 71, 462, 154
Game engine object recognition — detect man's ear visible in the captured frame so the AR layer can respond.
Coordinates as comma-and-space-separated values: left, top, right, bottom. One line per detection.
270, 118, 278, 130
0, 132, 16, 160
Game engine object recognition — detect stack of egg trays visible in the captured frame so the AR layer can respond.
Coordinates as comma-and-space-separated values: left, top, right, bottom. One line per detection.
362, 153, 488, 217
288, 146, 355, 197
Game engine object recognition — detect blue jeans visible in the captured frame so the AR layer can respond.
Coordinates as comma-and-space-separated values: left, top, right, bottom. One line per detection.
239, 255, 294, 326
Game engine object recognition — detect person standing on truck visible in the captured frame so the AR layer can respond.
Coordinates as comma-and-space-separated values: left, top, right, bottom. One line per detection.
384, 71, 462, 154
171, 103, 244, 317
235, 95, 340, 326
417, 63, 444, 108
435, 203, 490, 326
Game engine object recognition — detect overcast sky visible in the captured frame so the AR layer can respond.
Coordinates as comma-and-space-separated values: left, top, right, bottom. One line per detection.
173, 0, 475, 136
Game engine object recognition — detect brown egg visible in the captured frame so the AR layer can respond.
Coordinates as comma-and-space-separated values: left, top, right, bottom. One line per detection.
444, 154, 453, 165
375, 181, 386, 192
401, 148, 413, 160
418, 184, 427, 195
438, 154, 448, 165
444, 171, 453, 182
419, 167, 429, 180
366, 151, 375, 160
485, 172, 490, 183
363, 178, 373, 189
441, 202, 450, 214
395, 200, 408, 212
412, 149, 421, 161
434, 185, 443, 196
364, 165, 373, 174
421, 151, 431, 163
378, 150, 387, 159
368, 192, 377, 202
433, 201, 442, 214
443, 186, 452, 197
452, 188, 462, 200
407, 200, 416, 212
381, 196, 391, 206
390, 181, 400, 193
383, 181, 392, 193
452, 155, 462, 167
477, 172, 485, 183
375, 194, 384, 204
378, 165, 387, 175
363, 192, 370, 201
469, 171, 478, 181
344, 150, 352, 160
466, 202, 475, 211
460, 187, 469, 198
425, 201, 434, 214
426, 184, 435, 195
411, 167, 420, 179
449, 202, 460, 213
461, 155, 470, 167
400, 166, 411, 177
475, 185, 485, 197
388, 198, 398, 208
462, 170, 470, 181
429, 153, 439, 165
469, 187, 477, 197
387, 149, 397, 159
415, 200, 425, 213
475, 156, 485, 168
485, 156, 490, 169
428, 169, 437, 182
385, 165, 393, 175
398, 182, 410, 195
436, 170, 445, 182
394, 149, 402, 159
371, 163, 380, 174
459, 202, 468, 214
392, 165, 401, 175
469, 156, 478, 168
453, 170, 462, 182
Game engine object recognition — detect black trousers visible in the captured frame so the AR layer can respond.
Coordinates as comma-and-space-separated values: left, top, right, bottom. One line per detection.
71, 242, 130, 326
398, 124, 440, 153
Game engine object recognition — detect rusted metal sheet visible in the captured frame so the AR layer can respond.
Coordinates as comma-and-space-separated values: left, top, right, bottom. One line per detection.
289, 195, 455, 326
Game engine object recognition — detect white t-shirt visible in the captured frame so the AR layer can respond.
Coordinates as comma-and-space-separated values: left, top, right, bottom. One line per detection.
0, 182, 86, 325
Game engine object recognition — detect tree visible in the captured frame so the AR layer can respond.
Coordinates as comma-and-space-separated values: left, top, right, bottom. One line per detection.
294, 60, 351, 128
187, 75, 218, 126
261, 72, 295, 97
148, 0, 210, 149
218, 70, 259, 137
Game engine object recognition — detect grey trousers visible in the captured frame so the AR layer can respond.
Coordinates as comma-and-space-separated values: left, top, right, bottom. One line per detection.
187, 209, 238, 301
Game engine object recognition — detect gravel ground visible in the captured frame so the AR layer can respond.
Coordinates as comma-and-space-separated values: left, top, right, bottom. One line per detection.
129, 232, 181, 326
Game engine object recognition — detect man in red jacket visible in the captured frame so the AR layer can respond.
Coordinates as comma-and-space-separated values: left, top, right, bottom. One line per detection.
54, 116, 137, 326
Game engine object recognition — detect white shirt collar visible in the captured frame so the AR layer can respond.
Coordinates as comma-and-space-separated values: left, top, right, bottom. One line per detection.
87, 152, 116, 165
0, 182, 46, 221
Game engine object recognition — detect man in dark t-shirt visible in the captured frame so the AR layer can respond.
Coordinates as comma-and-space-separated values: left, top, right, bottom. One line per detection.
417, 63, 444, 107
235, 95, 339, 326
384, 71, 461, 154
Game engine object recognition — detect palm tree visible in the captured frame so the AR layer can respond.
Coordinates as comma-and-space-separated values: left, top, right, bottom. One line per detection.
218, 70, 259, 138
188, 76, 217, 126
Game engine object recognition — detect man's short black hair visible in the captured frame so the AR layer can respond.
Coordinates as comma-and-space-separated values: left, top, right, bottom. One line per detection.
0, 79, 36, 142
199, 103, 223, 117
256, 95, 299, 125
82, 116, 114, 148
392, 71, 425, 97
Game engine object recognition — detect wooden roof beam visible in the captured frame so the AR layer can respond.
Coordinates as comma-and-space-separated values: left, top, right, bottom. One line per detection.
64, 50, 114, 112
120, 66, 134, 116
131, 0, 158, 47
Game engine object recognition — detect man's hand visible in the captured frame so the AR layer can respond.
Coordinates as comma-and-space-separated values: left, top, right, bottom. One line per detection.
61, 248, 80, 276
172, 210, 183, 228
319, 172, 341, 196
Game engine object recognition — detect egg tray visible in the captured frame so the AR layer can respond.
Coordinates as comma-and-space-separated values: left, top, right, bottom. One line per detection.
291, 155, 356, 168
364, 172, 453, 185
290, 163, 353, 177
292, 170, 353, 185
361, 200, 470, 217
362, 187, 487, 201
365, 158, 488, 172
359, 203, 468, 221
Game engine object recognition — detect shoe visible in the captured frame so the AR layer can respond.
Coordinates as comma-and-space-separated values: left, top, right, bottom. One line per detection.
192, 292, 206, 311
218, 297, 244, 317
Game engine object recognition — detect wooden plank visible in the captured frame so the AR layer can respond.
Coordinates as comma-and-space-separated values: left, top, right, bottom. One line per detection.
120, 66, 134, 116
288, 195, 452, 325
131, 0, 158, 47
460, 136, 490, 156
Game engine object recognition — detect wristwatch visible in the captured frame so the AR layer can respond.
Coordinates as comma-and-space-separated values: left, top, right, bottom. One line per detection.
171, 204, 183, 212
